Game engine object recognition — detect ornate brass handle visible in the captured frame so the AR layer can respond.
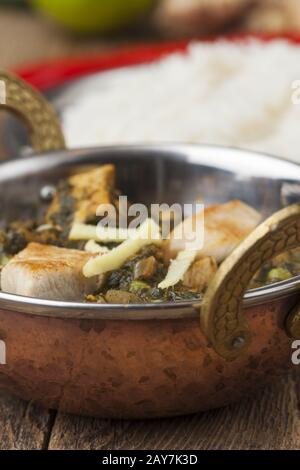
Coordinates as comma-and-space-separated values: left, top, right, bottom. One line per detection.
201, 204, 300, 360
0, 70, 65, 153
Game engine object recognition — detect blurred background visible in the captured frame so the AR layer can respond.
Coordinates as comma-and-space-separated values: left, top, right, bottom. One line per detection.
2, 0, 300, 163
1, 0, 300, 69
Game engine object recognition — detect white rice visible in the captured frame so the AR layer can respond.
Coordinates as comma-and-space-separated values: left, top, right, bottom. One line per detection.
62, 40, 300, 162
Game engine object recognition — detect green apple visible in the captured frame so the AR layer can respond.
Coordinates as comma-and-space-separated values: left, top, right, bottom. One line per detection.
31, 0, 155, 33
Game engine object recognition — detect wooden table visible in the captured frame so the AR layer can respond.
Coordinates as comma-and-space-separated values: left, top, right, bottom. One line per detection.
1, 8, 300, 451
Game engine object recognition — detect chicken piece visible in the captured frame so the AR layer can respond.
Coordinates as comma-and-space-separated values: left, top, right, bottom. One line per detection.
167, 200, 261, 263
47, 164, 116, 226
183, 256, 217, 291
69, 164, 116, 223
0, 243, 98, 301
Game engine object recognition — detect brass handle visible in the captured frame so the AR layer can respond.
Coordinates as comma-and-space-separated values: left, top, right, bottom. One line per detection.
0, 70, 65, 153
201, 204, 300, 360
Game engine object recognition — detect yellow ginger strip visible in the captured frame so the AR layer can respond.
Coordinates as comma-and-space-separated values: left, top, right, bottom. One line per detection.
84, 240, 110, 254
69, 223, 137, 243
83, 219, 161, 278
158, 250, 197, 289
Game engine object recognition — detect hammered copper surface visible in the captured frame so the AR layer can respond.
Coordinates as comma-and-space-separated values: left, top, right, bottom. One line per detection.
0, 296, 295, 419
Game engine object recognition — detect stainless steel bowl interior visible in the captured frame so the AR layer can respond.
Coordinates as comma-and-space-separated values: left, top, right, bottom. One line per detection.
1, 143, 300, 319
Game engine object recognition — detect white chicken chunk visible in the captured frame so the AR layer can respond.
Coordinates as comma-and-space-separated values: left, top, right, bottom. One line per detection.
183, 256, 218, 291
167, 200, 262, 262
0, 243, 97, 301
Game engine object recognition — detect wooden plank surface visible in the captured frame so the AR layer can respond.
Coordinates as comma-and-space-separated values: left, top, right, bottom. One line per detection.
0, 391, 55, 450
1, 8, 300, 451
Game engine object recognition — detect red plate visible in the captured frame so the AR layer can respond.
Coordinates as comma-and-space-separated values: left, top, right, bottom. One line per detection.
15, 33, 300, 91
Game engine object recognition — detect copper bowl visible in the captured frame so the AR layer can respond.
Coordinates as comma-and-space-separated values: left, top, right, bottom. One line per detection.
0, 72, 300, 419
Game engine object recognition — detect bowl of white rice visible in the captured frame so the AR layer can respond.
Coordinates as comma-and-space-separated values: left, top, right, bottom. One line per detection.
5, 37, 300, 164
